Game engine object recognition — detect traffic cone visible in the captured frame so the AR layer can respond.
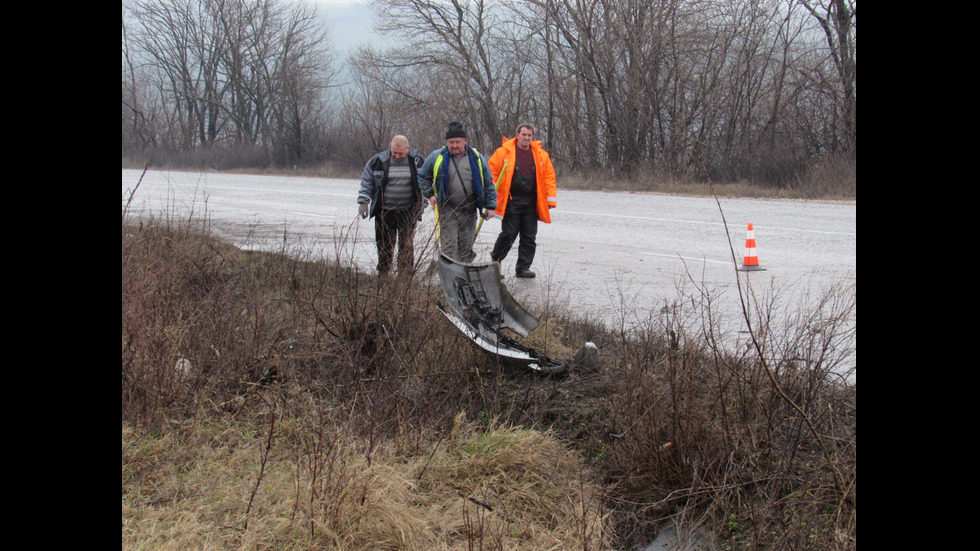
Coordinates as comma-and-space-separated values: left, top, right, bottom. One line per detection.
738, 223, 767, 271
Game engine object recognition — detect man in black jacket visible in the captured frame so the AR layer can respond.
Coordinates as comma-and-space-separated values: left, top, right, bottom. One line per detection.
357, 135, 426, 274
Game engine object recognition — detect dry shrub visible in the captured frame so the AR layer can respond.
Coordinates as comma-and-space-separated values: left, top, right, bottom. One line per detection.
121, 213, 613, 549
790, 152, 856, 199
122, 206, 854, 550
121, 216, 298, 427
585, 279, 856, 549
121, 211, 462, 429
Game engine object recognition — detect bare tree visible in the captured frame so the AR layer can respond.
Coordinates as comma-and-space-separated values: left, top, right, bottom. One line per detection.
123, 4, 157, 151
343, 46, 426, 155
263, 1, 339, 164
125, 0, 338, 164
130, 0, 209, 150
798, 0, 855, 155
367, 0, 530, 146
124, 0, 855, 186
529, 0, 707, 173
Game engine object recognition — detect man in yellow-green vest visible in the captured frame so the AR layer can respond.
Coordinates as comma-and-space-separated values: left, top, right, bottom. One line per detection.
418, 122, 497, 263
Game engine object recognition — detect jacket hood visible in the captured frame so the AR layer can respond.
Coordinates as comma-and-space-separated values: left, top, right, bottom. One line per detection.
501, 136, 542, 150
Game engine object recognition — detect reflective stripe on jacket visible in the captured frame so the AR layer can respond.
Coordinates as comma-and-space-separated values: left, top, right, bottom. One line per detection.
424, 145, 496, 212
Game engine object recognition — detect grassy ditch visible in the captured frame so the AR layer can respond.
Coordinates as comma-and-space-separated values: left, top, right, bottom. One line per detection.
122, 206, 855, 549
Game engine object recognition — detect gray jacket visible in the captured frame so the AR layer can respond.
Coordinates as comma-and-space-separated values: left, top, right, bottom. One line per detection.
357, 147, 425, 219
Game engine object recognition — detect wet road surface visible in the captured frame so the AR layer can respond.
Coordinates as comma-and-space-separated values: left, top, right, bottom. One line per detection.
123, 169, 856, 372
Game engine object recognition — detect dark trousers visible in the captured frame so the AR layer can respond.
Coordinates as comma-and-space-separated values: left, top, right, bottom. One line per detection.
490, 197, 538, 272
375, 206, 419, 273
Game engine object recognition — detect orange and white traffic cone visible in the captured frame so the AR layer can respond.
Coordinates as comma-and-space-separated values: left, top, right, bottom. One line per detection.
738, 223, 767, 271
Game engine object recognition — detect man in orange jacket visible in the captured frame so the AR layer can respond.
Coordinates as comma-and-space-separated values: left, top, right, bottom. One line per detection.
488, 123, 557, 278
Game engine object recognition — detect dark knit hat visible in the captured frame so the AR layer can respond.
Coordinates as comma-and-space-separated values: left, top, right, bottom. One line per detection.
445, 121, 467, 139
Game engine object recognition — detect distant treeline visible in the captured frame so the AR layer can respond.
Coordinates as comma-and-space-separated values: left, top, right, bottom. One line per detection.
122, 0, 855, 190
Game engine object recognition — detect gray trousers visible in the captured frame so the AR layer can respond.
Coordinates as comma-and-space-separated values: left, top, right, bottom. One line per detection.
439, 205, 479, 263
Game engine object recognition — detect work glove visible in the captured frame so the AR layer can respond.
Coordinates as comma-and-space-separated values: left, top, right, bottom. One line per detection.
358, 202, 369, 219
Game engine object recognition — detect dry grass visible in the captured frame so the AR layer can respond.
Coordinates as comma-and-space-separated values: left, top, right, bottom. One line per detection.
122, 408, 611, 550
556, 156, 856, 201
122, 197, 855, 550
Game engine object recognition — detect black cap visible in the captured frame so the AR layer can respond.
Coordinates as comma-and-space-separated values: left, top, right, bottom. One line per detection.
445, 121, 467, 139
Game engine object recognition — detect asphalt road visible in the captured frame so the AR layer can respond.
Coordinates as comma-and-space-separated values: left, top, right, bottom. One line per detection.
122, 168, 856, 374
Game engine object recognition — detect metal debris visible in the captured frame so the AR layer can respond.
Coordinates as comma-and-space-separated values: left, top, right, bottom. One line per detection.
435, 254, 598, 374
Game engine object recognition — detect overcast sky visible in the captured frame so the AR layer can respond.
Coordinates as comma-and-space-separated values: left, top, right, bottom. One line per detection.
309, 0, 380, 54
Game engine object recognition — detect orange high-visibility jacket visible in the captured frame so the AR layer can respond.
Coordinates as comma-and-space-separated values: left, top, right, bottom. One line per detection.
488, 137, 557, 223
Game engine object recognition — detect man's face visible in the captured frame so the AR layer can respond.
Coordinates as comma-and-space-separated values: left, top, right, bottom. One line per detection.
446, 137, 467, 156
391, 145, 409, 162
516, 127, 534, 149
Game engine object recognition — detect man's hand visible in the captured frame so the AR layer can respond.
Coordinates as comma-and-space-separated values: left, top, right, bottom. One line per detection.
358, 202, 369, 219
483, 210, 495, 220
